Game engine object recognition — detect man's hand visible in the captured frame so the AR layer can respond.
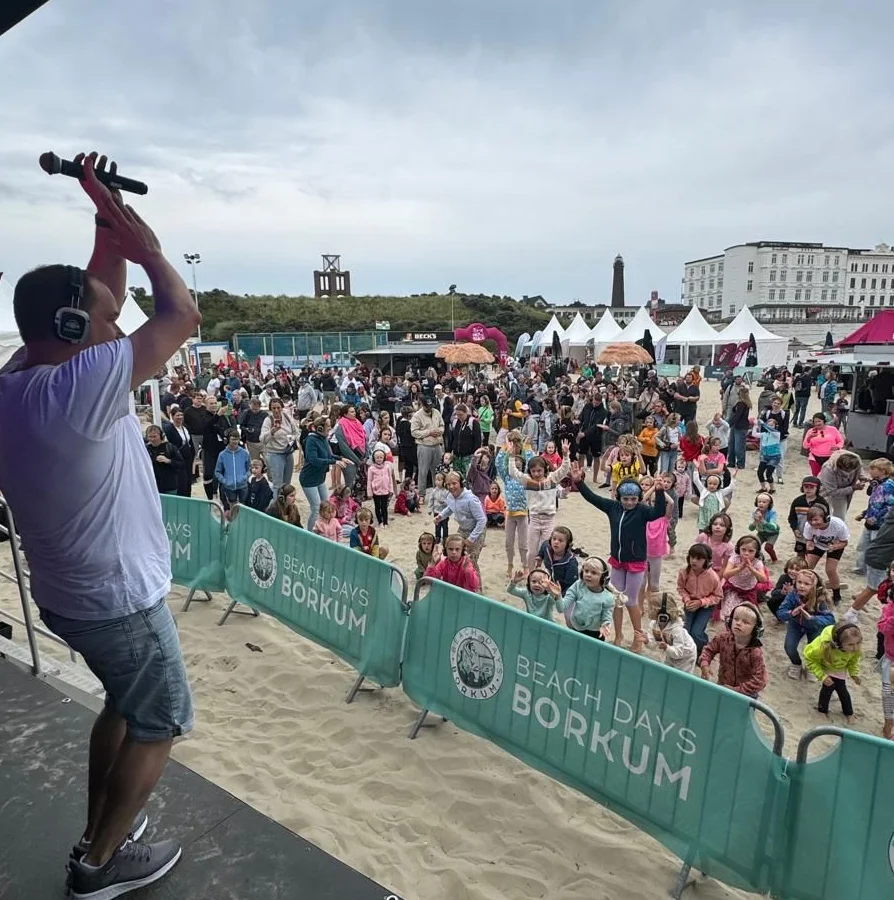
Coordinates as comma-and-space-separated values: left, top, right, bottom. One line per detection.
80, 152, 161, 267
73, 151, 121, 207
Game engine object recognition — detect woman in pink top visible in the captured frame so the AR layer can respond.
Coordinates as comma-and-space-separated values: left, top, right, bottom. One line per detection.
802, 413, 844, 477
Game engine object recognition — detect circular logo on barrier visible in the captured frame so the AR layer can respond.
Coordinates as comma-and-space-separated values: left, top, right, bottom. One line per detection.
249, 538, 277, 589
450, 628, 504, 700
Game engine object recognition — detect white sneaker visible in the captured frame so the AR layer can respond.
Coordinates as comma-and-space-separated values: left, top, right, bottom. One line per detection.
787, 664, 803, 680
841, 608, 860, 626
806, 672, 818, 683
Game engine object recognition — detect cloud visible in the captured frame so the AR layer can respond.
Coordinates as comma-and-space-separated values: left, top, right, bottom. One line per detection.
2, 0, 893, 305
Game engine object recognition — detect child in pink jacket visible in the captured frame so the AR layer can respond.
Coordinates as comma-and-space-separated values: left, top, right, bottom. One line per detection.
367, 449, 394, 526
424, 534, 481, 593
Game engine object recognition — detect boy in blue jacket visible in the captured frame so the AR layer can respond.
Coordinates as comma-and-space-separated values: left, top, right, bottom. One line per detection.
215, 428, 251, 511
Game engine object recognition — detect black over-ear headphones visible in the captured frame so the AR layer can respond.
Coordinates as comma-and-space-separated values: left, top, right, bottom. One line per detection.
831, 622, 860, 650
54, 266, 90, 344
657, 592, 671, 629
590, 555, 610, 590
726, 602, 765, 642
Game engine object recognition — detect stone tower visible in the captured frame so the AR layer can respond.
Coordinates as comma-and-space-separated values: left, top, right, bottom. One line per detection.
611, 254, 625, 308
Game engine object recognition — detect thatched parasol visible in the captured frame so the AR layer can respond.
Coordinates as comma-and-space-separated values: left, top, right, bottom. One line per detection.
435, 342, 494, 365
596, 342, 653, 366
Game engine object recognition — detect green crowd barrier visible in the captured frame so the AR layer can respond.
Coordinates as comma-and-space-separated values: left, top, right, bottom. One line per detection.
401, 579, 788, 897
159, 495, 226, 595
778, 727, 894, 900
223, 506, 407, 695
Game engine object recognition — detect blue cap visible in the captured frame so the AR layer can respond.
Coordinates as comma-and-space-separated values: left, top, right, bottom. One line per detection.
617, 482, 641, 498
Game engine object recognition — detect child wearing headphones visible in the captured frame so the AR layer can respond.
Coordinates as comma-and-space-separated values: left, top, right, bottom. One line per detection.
802, 504, 849, 605
768, 555, 809, 617
425, 533, 480, 592
695, 513, 735, 581
415, 532, 436, 580
692, 469, 738, 532
560, 557, 619, 641
639, 475, 672, 599
677, 543, 723, 658
312, 500, 341, 542
349, 507, 389, 559
776, 569, 835, 680
749, 491, 781, 562
720, 535, 772, 623
787, 476, 826, 556
508, 440, 572, 569
535, 526, 579, 596
571, 465, 667, 653
803, 622, 863, 725
508, 568, 563, 621
699, 602, 769, 698
645, 591, 698, 673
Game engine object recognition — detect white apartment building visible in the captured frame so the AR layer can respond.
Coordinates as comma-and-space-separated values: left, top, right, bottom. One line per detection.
682, 241, 894, 321
682, 242, 849, 318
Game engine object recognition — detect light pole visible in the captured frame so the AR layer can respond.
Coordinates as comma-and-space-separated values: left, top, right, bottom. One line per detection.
448, 284, 457, 335
183, 253, 202, 341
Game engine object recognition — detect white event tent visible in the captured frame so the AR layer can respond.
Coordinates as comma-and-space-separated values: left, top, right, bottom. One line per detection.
532, 314, 567, 354
664, 306, 724, 366
588, 309, 623, 343
616, 306, 667, 363
560, 312, 594, 361
715, 306, 788, 367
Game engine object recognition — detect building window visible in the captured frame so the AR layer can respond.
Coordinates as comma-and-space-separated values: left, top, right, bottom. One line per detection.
769, 289, 776, 301
824, 255, 830, 266
850, 262, 858, 272
710, 264, 715, 273
700, 280, 705, 291
834, 256, 840, 266
832, 272, 839, 283
689, 268, 694, 276
728, 305, 735, 316
701, 266, 706, 275
822, 271, 829, 283
881, 296, 887, 306
805, 289, 811, 301
871, 278, 877, 289
821, 289, 828, 301
870, 296, 875, 306
796, 271, 803, 282
862, 263, 869, 272
780, 270, 787, 281
747, 280, 753, 291
747, 261, 754, 273
771, 253, 777, 264
782, 254, 788, 265
883, 264, 889, 273
872, 263, 879, 273
709, 279, 715, 289
795, 289, 802, 302
769, 270, 776, 281
849, 295, 854, 305
808, 254, 815, 265
860, 295, 866, 303
806, 272, 813, 283
850, 277, 856, 288
797, 254, 805, 265
718, 277, 723, 288
883, 279, 888, 289
831, 290, 838, 302
779, 289, 786, 300
861, 278, 867, 289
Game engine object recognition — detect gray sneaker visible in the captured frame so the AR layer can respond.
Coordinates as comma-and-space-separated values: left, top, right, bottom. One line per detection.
70, 809, 148, 864
69, 838, 181, 899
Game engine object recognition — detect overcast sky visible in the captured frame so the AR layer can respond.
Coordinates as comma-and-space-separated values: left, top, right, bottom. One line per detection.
2, 0, 893, 305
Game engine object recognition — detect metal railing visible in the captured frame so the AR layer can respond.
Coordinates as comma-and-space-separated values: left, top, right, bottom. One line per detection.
0, 497, 79, 673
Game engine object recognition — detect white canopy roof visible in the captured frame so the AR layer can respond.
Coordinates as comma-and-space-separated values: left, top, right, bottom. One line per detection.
533, 314, 567, 353
561, 312, 593, 347
664, 306, 724, 345
716, 306, 785, 342
617, 305, 666, 343
589, 309, 622, 342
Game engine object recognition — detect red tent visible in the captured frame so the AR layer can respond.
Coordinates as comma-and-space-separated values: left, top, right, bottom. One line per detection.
839, 310, 894, 346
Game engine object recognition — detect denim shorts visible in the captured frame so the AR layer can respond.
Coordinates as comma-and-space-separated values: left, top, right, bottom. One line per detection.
40, 599, 194, 742
866, 564, 887, 591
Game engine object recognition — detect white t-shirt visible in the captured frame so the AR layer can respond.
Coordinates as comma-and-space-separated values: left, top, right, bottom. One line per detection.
802, 516, 850, 550
0, 339, 171, 620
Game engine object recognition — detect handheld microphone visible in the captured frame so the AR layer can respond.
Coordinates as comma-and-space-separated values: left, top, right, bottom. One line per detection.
38, 152, 149, 195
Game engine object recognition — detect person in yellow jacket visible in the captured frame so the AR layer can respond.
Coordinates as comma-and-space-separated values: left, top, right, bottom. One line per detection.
804, 622, 863, 725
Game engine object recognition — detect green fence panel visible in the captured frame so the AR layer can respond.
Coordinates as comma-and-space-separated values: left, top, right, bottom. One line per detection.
401, 581, 788, 895
159, 495, 226, 592
778, 728, 894, 899
224, 506, 405, 686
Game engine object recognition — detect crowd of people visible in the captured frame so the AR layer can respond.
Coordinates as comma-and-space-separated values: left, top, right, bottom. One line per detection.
149, 354, 894, 738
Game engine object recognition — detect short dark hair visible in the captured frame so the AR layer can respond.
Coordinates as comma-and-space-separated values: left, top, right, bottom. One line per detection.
13, 265, 96, 343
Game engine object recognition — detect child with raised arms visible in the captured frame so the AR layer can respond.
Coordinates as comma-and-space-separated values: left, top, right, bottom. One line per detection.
692, 469, 738, 533
699, 602, 768, 698
507, 568, 563, 621
570, 465, 666, 653
560, 557, 618, 641
750, 490, 781, 562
